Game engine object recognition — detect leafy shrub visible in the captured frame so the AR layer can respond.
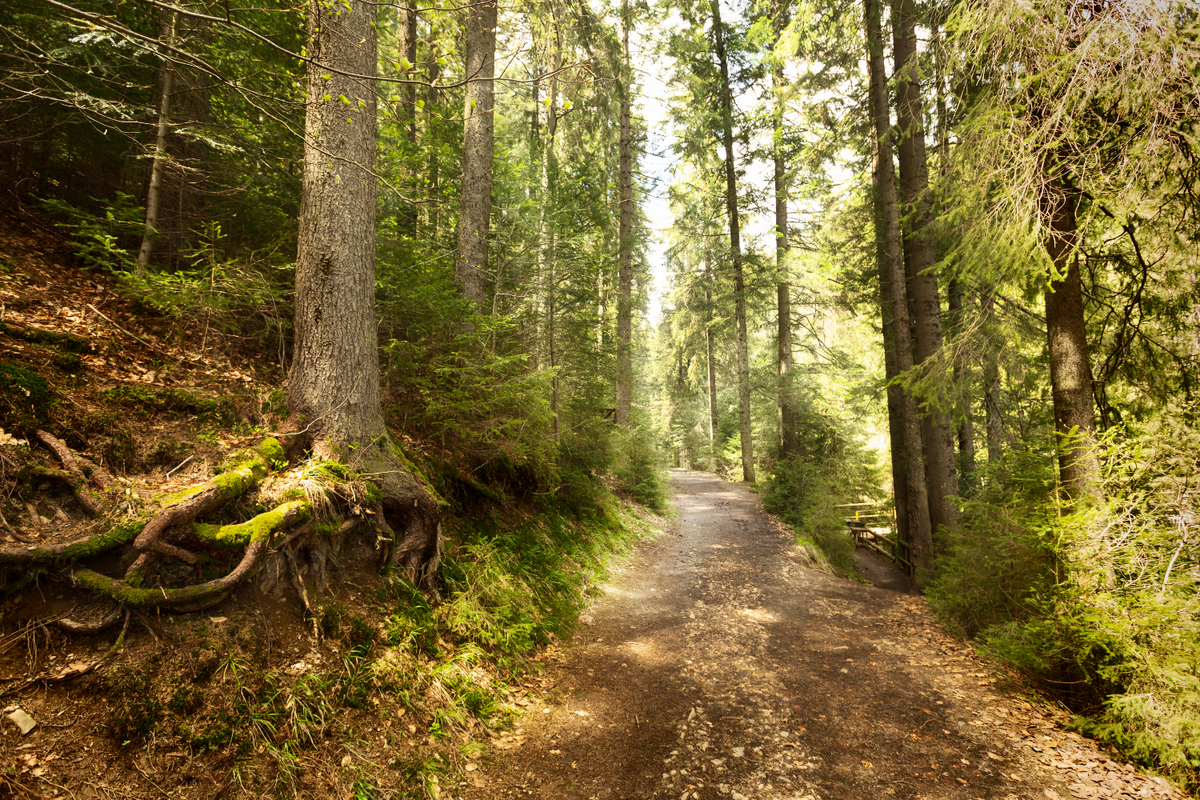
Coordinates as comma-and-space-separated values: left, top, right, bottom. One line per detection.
611, 425, 669, 512
927, 497, 1059, 639
762, 405, 881, 576
931, 406, 1200, 792
384, 319, 558, 496
764, 458, 857, 574
39, 192, 141, 272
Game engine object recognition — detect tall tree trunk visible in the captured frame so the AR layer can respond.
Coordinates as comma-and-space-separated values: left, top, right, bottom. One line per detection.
292, 0, 439, 588
711, 0, 755, 483
892, 0, 959, 539
398, 0, 419, 238
865, 0, 933, 576
292, 0, 383, 454
948, 278, 977, 490
706, 278, 719, 467
455, 0, 497, 309
772, 8, 796, 458
1041, 177, 1100, 500
615, 1, 634, 428
137, 11, 177, 270
982, 292, 1003, 467
425, 45, 440, 237
541, 14, 562, 444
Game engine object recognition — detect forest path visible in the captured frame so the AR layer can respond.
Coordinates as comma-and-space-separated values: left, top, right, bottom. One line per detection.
457, 470, 1182, 800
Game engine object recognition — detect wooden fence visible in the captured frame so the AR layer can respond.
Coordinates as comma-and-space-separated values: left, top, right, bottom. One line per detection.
839, 503, 914, 576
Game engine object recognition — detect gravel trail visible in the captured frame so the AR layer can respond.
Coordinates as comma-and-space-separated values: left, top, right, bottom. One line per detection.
457, 470, 1186, 800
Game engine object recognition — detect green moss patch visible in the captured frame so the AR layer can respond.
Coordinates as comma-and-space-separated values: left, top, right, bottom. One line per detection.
101, 385, 234, 423
0, 361, 55, 433
0, 321, 91, 354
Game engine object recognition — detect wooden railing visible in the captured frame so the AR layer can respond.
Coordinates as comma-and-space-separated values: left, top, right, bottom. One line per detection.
839, 503, 913, 576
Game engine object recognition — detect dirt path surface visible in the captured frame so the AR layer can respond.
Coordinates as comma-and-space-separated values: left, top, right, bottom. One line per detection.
457, 470, 1187, 800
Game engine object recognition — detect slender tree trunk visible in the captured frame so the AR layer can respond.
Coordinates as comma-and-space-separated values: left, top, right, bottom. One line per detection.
137, 11, 177, 269
865, 0, 933, 576
711, 0, 755, 483
615, 1, 634, 428
982, 292, 1003, 467
542, 15, 562, 444
455, 0, 497, 309
772, 9, 796, 458
892, 0, 959, 539
1041, 177, 1100, 500
948, 279, 977, 490
706, 279, 719, 466
426, 47, 440, 236
398, 0, 419, 238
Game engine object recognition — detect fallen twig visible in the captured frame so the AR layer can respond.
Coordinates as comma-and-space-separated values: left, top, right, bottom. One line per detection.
86, 303, 172, 356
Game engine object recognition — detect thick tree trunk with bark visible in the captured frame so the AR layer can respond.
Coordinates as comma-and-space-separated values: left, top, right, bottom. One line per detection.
892, 0, 959, 540
711, 0, 755, 483
137, 11, 177, 269
291, 0, 439, 588
455, 0, 497, 309
865, 0, 933, 576
615, 4, 634, 429
1041, 177, 1100, 500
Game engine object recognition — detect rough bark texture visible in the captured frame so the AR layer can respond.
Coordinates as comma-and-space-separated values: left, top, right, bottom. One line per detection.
772, 10, 795, 458
1041, 177, 1100, 500
892, 0, 959, 540
455, 0, 497, 309
614, 4, 634, 429
292, 0, 440, 589
711, 0, 755, 483
137, 11, 176, 269
291, 0, 384, 459
865, 0, 933, 576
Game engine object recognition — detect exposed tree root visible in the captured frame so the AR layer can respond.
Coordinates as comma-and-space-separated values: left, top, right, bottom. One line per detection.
133, 438, 285, 558
0, 516, 145, 565
34, 430, 106, 516
4, 427, 444, 636
73, 500, 310, 609
57, 600, 125, 634
382, 493, 442, 595
0, 508, 34, 544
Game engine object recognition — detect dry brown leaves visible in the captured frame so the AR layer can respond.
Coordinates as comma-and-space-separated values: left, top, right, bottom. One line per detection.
882, 596, 1190, 800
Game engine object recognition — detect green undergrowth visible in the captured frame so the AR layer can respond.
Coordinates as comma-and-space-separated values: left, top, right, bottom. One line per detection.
0, 361, 55, 434
760, 405, 884, 577
98, 496, 659, 797
928, 412, 1200, 794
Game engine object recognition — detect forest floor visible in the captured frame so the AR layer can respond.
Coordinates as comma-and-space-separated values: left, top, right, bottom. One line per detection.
0, 215, 1191, 800
455, 470, 1188, 800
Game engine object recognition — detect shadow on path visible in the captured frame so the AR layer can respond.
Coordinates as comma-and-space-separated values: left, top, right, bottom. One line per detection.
456, 470, 1185, 800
